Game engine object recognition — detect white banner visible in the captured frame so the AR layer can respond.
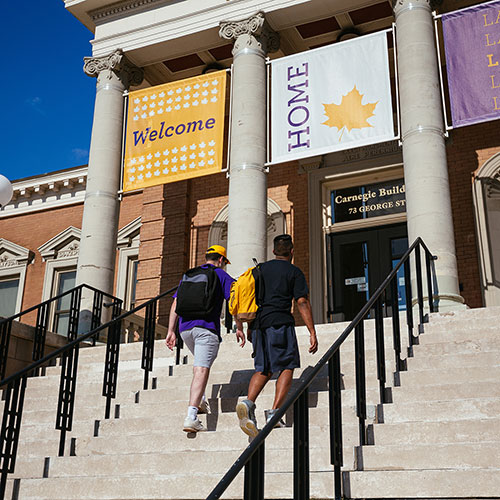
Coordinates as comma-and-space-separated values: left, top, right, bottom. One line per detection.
270, 31, 395, 163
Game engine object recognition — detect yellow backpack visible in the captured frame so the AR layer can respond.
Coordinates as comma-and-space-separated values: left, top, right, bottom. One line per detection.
229, 263, 263, 322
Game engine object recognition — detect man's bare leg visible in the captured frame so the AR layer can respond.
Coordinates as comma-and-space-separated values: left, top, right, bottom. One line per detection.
247, 371, 273, 402
272, 369, 294, 409
189, 366, 210, 408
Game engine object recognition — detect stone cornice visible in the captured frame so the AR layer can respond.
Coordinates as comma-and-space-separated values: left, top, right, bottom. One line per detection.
89, 0, 165, 23
84, 49, 144, 88
220, 11, 280, 54
0, 167, 88, 218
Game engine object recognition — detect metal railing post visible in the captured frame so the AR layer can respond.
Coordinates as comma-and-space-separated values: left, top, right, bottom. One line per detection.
0, 376, 27, 499
56, 345, 80, 456
415, 244, 425, 333
91, 290, 104, 346
244, 441, 265, 500
294, 387, 310, 500
354, 322, 367, 445
67, 286, 82, 342
329, 351, 343, 500
404, 259, 417, 354
141, 300, 157, 390
374, 297, 387, 404
425, 249, 436, 313
390, 276, 406, 374
32, 302, 50, 363
102, 301, 122, 419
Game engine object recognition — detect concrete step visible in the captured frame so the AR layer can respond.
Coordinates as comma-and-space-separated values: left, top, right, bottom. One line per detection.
406, 351, 500, 370
73, 429, 356, 468
44, 446, 345, 478
10, 470, 336, 499
411, 337, 500, 357
418, 324, 500, 344
381, 397, 500, 424
345, 469, 500, 498
391, 380, 500, 402
371, 418, 500, 445
359, 441, 500, 470
399, 364, 500, 385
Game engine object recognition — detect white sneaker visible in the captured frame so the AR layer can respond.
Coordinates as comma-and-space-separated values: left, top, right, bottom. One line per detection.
265, 409, 286, 428
236, 399, 259, 438
198, 399, 210, 415
183, 416, 206, 433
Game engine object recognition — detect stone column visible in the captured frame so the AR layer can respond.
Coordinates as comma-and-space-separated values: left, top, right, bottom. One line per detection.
220, 12, 279, 277
78, 50, 143, 324
394, 0, 464, 310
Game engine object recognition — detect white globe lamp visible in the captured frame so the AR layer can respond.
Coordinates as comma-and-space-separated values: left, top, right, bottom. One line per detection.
0, 174, 13, 208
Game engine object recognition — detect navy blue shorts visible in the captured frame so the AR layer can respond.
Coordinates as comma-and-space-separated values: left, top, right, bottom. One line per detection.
252, 325, 300, 374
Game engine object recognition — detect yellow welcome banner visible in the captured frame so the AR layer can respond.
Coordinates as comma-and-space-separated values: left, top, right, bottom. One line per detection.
123, 70, 227, 192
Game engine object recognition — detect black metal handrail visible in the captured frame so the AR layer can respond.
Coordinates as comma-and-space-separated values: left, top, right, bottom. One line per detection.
207, 237, 437, 500
0, 284, 178, 498
0, 283, 121, 381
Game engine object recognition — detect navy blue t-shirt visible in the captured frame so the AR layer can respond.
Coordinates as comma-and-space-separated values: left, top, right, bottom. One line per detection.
256, 259, 309, 329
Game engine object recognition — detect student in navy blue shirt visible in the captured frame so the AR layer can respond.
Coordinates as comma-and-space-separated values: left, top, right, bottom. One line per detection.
166, 245, 244, 433
236, 235, 318, 437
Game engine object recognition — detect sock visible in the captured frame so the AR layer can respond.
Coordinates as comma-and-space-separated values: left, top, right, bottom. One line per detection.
187, 406, 198, 420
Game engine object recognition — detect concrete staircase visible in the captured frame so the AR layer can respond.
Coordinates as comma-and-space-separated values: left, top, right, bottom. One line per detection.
3, 306, 500, 499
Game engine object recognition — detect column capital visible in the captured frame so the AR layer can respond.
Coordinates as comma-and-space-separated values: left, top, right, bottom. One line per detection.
393, 0, 442, 15
83, 49, 144, 89
219, 11, 280, 55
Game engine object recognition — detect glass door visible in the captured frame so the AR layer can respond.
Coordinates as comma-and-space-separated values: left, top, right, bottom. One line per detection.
326, 223, 408, 322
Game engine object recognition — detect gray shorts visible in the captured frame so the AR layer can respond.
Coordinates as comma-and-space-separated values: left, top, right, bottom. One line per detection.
180, 327, 220, 368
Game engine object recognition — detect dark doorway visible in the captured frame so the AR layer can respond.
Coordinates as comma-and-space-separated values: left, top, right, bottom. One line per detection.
326, 223, 408, 322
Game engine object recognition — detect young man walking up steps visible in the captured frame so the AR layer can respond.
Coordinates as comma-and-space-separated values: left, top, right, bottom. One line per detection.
236, 234, 318, 437
166, 245, 245, 433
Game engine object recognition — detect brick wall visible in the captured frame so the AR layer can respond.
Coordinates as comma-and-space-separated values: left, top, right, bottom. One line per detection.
0, 191, 143, 325
446, 120, 500, 308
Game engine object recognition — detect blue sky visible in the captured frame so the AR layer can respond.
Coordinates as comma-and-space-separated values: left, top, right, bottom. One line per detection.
1, 2, 95, 182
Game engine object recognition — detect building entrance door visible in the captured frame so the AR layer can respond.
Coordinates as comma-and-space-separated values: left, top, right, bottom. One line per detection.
326, 223, 408, 322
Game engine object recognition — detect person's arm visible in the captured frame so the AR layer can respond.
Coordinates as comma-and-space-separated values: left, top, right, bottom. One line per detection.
234, 318, 245, 347
221, 271, 246, 347
296, 296, 318, 354
165, 297, 178, 351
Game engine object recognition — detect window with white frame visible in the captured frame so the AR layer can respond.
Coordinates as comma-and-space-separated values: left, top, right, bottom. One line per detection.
116, 218, 141, 310
51, 268, 77, 334
38, 227, 80, 334
0, 239, 33, 318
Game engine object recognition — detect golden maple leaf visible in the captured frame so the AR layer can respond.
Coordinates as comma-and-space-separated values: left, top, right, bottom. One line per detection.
322, 86, 378, 141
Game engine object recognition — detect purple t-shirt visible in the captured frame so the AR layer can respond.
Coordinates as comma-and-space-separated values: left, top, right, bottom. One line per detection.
174, 264, 234, 339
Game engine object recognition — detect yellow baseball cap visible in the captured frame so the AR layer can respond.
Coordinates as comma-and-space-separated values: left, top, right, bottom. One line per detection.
206, 244, 230, 264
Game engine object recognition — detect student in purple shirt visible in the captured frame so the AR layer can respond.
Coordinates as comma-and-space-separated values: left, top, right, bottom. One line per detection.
166, 245, 245, 433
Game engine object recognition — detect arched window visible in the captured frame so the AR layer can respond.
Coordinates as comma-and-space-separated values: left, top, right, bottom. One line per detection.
208, 198, 286, 260
473, 152, 500, 306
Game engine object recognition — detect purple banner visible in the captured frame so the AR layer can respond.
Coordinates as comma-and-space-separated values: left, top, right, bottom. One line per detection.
443, 1, 500, 127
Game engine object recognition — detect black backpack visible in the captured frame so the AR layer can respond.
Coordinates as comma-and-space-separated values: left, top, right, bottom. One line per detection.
175, 265, 221, 319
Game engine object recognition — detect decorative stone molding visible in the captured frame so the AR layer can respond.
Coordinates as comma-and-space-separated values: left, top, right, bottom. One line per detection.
117, 217, 141, 249
298, 156, 324, 175
84, 49, 144, 88
116, 217, 141, 305
38, 227, 81, 262
0, 167, 88, 218
0, 240, 33, 270
220, 12, 280, 54
0, 239, 34, 316
89, 0, 164, 22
